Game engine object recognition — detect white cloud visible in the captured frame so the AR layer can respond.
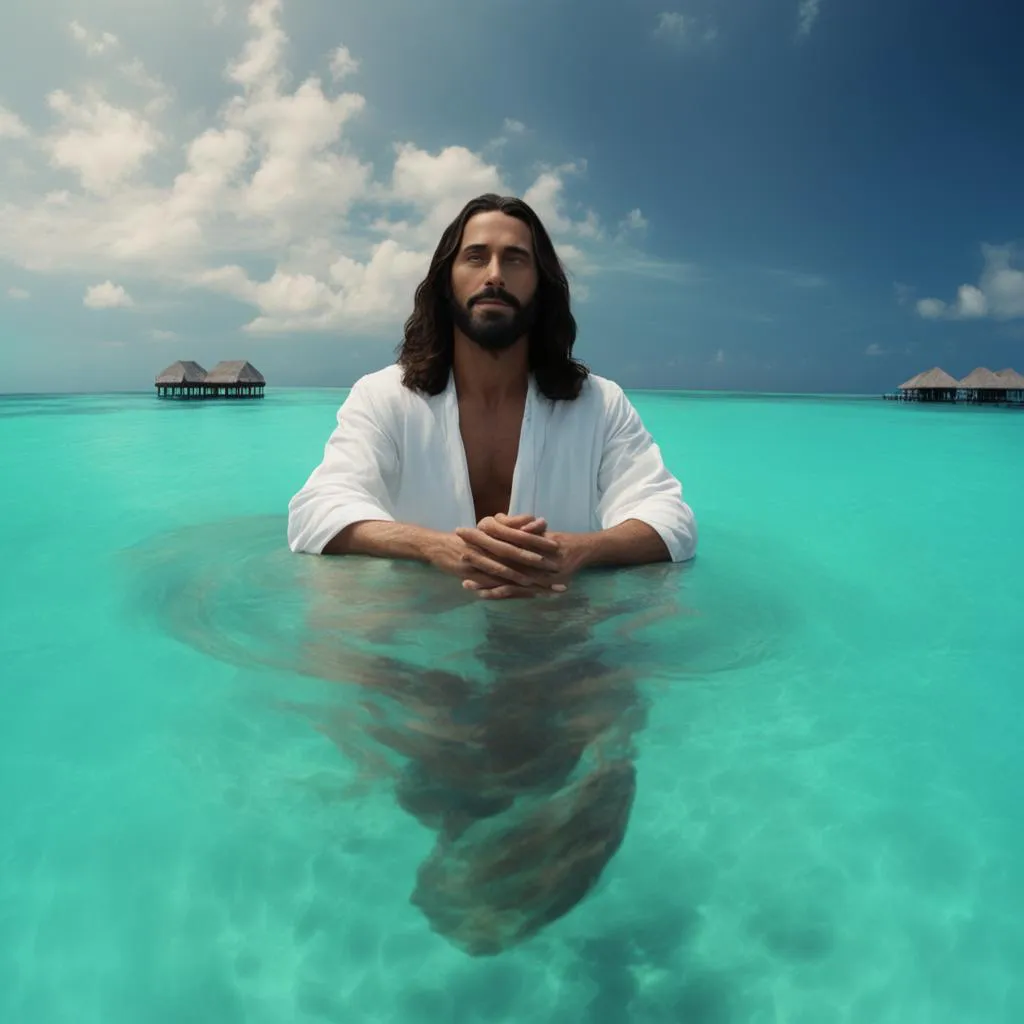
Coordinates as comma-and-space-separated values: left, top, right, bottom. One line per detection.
0, 105, 29, 139
84, 281, 133, 308
227, 0, 287, 92
916, 298, 947, 319
119, 59, 173, 115
954, 284, 988, 318
45, 89, 163, 194
865, 343, 885, 356
523, 162, 602, 240
656, 12, 687, 37
390, 143, 503, 224
329, 45, 359, 81
150, 328, 177, 340
7, 286, 30, 300
714, 348, 726, 364
486, 118, 529, 151
655, 11, 718, 46
916, 245, 1024, 322
207, 1, 229, 26
619, 208, 648, 233
69, 21, 119, 56
0, 0, 660, 335
797, 0, 822, 39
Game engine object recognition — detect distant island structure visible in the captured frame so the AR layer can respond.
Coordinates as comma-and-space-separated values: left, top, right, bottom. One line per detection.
155, 360, 266, 400
884, 366, 1024, 407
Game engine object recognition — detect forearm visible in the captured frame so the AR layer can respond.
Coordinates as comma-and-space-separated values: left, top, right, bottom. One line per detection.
322, 519, 447, 564
568, 519, 672, 569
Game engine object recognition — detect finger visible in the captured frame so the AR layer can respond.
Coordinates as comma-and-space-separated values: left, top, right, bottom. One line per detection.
476, 583, 566, 600
468, 579, 537, 599
461, 570, 517, 590
464, 580, 536, 599
460, 523, 560, 562
520, 518, 548, 535
494, 513, 547, 535
464, 575, 567, 594
493, 512, 536, 529
457, 528, 557, 570
480, 586, 537, 600
460, 547, 546, 587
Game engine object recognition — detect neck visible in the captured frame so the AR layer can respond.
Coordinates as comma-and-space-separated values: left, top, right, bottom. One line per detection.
452, 331, 530, 405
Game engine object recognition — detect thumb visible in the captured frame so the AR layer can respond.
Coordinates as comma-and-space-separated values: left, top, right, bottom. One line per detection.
497, 512, 547, 531
495, 512, 547, 534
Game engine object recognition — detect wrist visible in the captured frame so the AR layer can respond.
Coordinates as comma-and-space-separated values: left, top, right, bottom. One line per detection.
414, 527, 454, 567
551, 530, 602, 572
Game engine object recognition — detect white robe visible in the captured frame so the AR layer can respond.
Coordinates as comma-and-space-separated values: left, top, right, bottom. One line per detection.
287, 364, 698, 562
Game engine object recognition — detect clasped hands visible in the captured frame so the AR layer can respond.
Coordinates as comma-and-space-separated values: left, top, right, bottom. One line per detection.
444, 512, 586, 600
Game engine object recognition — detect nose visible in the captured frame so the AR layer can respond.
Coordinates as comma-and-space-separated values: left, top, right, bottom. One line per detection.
484, 254, 505, 288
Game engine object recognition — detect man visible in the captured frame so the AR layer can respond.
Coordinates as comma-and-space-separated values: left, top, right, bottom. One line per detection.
287, 193, 697, 600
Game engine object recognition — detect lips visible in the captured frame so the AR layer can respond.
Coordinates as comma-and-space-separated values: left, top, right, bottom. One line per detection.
471, 290, 516, 309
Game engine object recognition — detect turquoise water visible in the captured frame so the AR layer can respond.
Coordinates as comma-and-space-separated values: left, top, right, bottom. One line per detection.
1, 387, 1022, 1023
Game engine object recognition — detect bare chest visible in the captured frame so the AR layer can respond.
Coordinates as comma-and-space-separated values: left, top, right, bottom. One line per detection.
459, 401, 525, 522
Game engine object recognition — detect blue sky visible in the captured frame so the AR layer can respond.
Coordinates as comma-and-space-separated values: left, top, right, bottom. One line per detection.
1, 0, 1022, 394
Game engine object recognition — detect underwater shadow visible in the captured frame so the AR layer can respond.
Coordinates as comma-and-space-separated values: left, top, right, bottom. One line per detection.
117, 515, 810, 959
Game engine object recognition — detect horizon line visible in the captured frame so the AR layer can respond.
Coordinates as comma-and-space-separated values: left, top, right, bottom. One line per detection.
1, 384, 885, 400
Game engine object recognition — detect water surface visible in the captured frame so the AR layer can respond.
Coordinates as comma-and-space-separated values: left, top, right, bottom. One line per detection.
1, 388, 1021, 1023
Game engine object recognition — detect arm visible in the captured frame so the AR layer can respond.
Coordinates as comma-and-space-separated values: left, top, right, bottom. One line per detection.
287, 376, 402, 555
556, 518, 673, 570
321, 520, 445, 559
589, 383, 698, 565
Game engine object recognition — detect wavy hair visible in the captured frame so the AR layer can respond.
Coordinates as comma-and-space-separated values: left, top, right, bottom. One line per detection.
396, 194, 589, 401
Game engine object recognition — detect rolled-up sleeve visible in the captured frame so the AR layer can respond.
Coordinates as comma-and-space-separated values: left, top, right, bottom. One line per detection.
595, 385, 698, 562
286, 376, 399, 554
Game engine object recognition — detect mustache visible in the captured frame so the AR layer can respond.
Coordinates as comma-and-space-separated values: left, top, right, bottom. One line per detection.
469, 288, 520, 309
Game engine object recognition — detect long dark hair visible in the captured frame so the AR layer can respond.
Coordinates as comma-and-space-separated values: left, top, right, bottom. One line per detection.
396, 194, 589, 401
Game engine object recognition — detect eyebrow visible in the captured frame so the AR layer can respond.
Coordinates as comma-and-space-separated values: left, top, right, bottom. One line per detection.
460, 242, 533, 260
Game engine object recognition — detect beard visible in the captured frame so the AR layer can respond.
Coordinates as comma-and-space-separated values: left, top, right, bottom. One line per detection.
450, 287, 538, 352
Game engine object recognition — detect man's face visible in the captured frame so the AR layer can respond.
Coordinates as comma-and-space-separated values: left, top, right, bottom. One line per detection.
448, 211, 539, 352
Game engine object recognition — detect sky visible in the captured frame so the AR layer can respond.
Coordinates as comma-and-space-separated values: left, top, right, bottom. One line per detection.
1, 0, 1023, 395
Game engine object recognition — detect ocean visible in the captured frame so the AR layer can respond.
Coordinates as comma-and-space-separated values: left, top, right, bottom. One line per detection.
1, 387, 1021, 1023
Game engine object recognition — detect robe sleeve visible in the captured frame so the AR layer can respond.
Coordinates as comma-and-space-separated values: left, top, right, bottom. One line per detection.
286, 376, 400, 554
594, 384, 698, 562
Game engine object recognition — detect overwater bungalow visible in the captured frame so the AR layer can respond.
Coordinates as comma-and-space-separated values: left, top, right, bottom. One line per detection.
887, 367, 960, 403
155, 360, 208, 399
959, 367, 1006, 404
154, 359, 266, 400
202, 360, 266, 399
996, 368, 1024, 405
884, 365, 1024, 407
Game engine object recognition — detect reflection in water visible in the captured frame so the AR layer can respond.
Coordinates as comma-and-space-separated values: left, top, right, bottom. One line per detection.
122, 517, 695, 956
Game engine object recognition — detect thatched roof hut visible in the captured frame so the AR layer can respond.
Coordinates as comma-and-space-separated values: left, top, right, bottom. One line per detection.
995, 368, 1024, 388
155, 360, 207, 385
898, 367, 959, 390
959, 367, 1004, 389
888, 364, 1024, 407
204, 360, 266, 385
155, 358, 266, 400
